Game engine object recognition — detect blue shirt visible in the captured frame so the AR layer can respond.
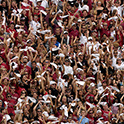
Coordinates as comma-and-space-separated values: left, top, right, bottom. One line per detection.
55, 41, 60, 47
78, 116, 89, 124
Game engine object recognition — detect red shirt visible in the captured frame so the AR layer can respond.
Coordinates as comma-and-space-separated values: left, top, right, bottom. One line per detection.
102, 110, 112, 121
36, 6, 45, 10
9, 92, 19, 104
15, 87, 25, 97
5, 99, 15, 114
6, 28, 16, 36
102, 20, 110, 27
86, 94, 95, 102
87, 114, 95, 124
116, 31, 123, 46
100, 28, 110, 38
0, 62, 9, 71
87, 0, 93, 10
19, 64, 32, 75
72, 114, 78, 122
69, 29, 79, 44
68, 11, 79, 18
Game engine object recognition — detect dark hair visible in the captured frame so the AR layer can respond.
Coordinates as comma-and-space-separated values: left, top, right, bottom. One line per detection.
74, 3, 79, 8
83, 0, 88, 4
32, 61, 36, 64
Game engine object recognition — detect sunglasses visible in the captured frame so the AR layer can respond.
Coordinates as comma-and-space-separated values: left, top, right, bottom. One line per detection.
23, 61, 27, 63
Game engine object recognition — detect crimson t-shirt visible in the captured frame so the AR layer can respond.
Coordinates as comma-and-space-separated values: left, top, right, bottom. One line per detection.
19, 64, 32, 75
102, 110, 112, 121
87, 114, 95, 124
100, 28, 110, 38
86, 94, 95, 102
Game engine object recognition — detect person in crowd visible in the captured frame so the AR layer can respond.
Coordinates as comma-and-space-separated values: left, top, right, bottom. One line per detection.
0, 0, 123, 123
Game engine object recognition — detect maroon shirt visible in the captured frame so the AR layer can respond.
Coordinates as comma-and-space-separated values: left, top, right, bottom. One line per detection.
87, 114, 95, 124
116, 31, 123, 46
69, 29, 79, 44
100, 28, 110, 38
9, 92, 19, 104
102, 110, 112, 121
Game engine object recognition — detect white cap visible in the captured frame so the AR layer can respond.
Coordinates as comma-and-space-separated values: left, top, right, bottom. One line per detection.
10, 77, 16, 81
23, 56, 28, 59
50, 81, 56, 85
78, 52, 83, 56
76, 68, 83, 72
78, 19, 82, 22
27, 39, 31, 43
88, 37, 93, 40
76, 81, 85, 86
102, 42, 107, 45
82, 5, 89, 12
31, 121, 40, 124
90, 83, 95, 87
22, 120, 28, 123
112, 117, 117, 120
37, 0, 42, 2
64, 31, 68, 34
72, 23, 76, 26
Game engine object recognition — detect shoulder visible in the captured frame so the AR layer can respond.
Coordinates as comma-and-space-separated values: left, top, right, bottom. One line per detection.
85, 117, 89, 120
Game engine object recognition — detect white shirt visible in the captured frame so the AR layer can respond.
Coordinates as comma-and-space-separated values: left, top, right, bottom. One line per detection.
111, 5, 124, 16
93, 42, 100, 52
80, 34, 87, 44
41, 0, 49, 9
30, 20, 41, 35
112, 56, 118, 67
115, 63, 124, 70
110, 30, 116, 42
63, 65, 73, 75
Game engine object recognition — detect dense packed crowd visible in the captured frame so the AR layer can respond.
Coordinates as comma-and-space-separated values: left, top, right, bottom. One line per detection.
0, 0, 124, 123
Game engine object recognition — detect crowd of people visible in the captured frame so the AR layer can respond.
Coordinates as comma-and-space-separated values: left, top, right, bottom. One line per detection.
0, 0, 124, 123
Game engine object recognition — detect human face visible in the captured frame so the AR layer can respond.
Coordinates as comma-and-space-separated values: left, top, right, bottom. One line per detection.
10, 23, 14, 29
34, 16, 38, 22
56, 28, 60, 35
104, 24, 108, 29
114, 51, 118, 57
7, 95, 11, 100
52, 38, 57, 44
117, 58, 121, 64
37, 109, 42, 115
23, 60, 27, 65
62, 96, 67, 103
103, 104, 108, 111
65, 61, 69, 66
44, 60, 49, 66
14, 46, 18, 52
81, 110, 86, 116
109, 60, 112, 65
3, 79, 9, 86
32, 62, 36, 68
11, 86, 15, 93
89, 111, 93, 117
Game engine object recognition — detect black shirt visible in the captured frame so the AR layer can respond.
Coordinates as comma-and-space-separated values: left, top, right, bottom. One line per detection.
31, 67, 38, 79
